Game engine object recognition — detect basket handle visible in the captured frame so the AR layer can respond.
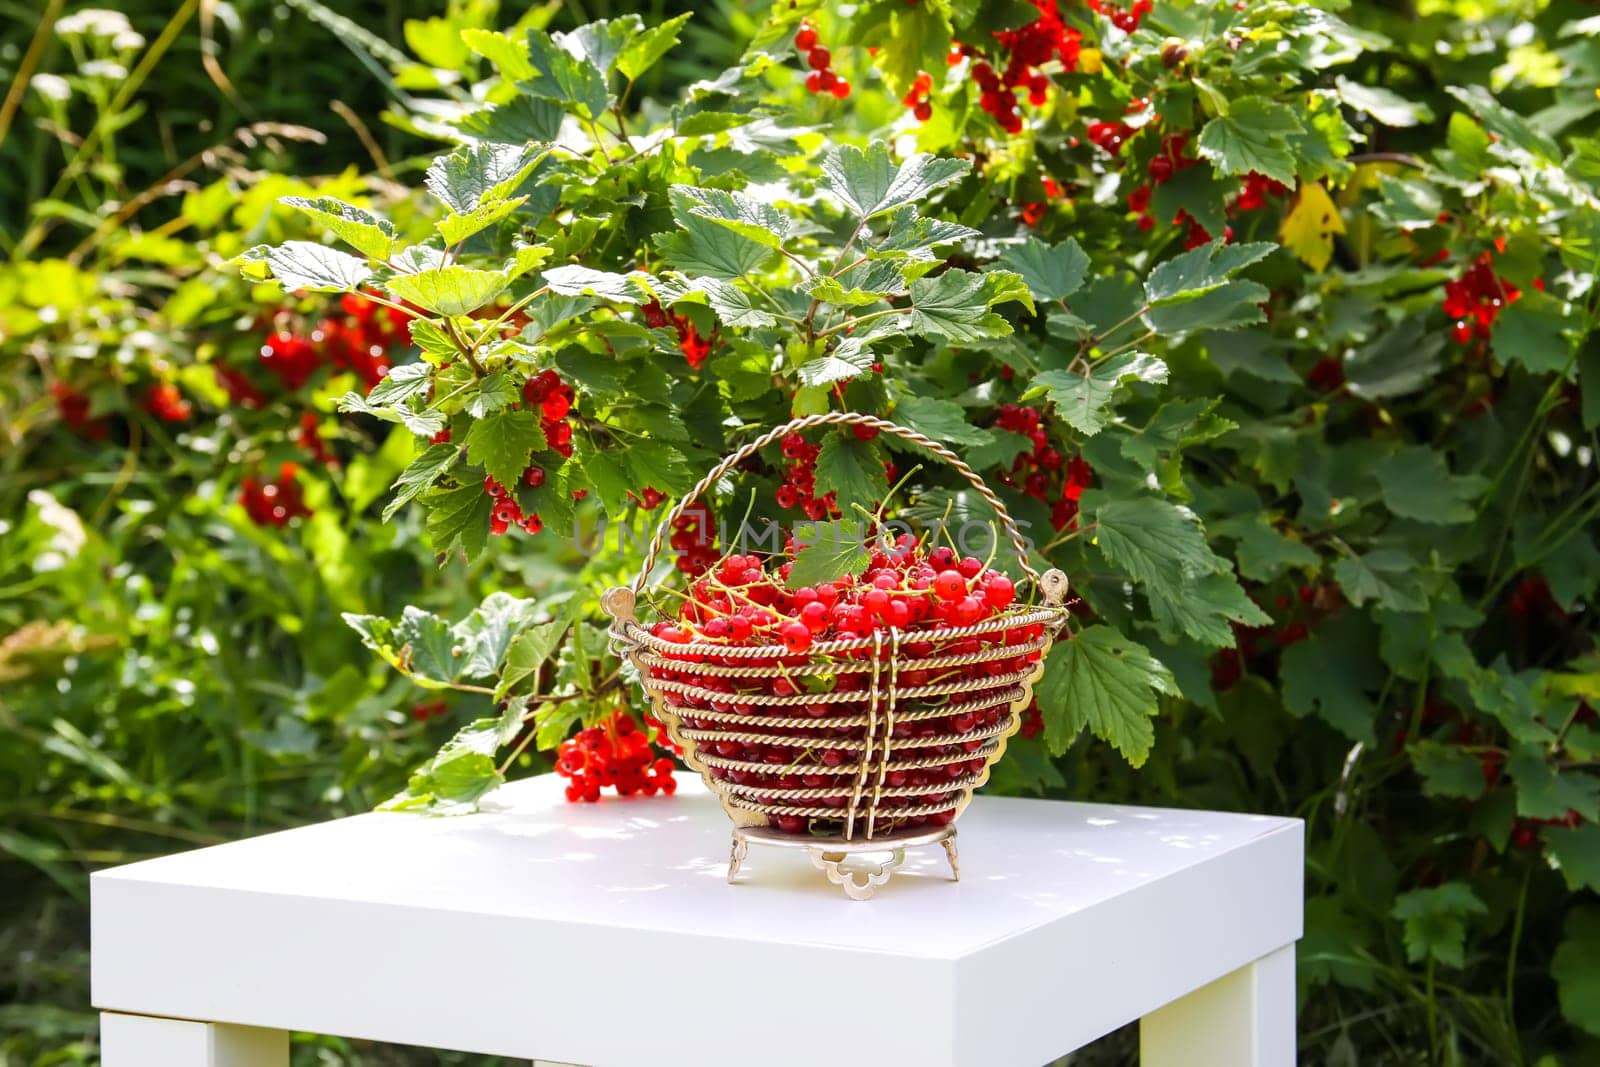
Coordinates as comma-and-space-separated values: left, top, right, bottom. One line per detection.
625, 411, 1045, 594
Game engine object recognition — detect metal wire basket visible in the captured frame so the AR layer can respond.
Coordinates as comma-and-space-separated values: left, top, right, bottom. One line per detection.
602, 412, 1070, 895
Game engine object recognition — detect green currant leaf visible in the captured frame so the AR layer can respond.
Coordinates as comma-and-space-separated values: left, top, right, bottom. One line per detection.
1150, 164, 1233, 242
807, 259, 908, 306
892, 394, 993, 448
424, 143, 542, 215
872, 208, 981, 261
337, 391, 446, 437
787, 519, 873, 589
1545, 827, 1600, 896
364, 361, 432, 407
466, 410, 547, 488
1374, 447, 1488, 526
1146, 283, 1271, 334
563, 17, 639, 76
578, 448, 634, 518
239, 240, 373, 292
1492, 289, 1574, 375
385, 267, 508, 317
422, 480, 494, 560
966, 429, 1035, 473
1346, 319, 1444, 399
495, 614, 573, 701
617, 12, 690, 81
1391, 883, 1486, 968
522, 27, 610, 119
1410, 741, 1489, 800
1196, 97, 1303, 187
820, 142, 970, 221
1120, 397, 1235, 474
1081, 490, 1227, 601
796, 343, 876, 388
1333, 548, 1428, 612
451, 592, 544, 681
1036, 625, 1181, 766
464, 372, 520, 418
384, 442, 460, 522
454, 97, 566, 145
278, 196, 395, 260
393, 606, 457, 684
997, 236, 1090, 302
381, 718, 504, 813
1507, 745, 1600, 822
1032, 353, 1168, 436
624, 440, 694, 495
814, 432, 888, 512
404, 16, 470, 69
1444, 85, 1561, 162
676, 185, 796, 251
542, 264, 652, 304
677, 277, 776, 328
1145, 240, 1276, 306
437, 196, 527, 246
1280, 615, 1384, 743
1552, 908, 1600, 1035
853, 0, 954, 97
461, 27, 534, 81
654, 187, 777, 278
1463, 664, 1560, 745
907, 268, 1029, 342
1334, 76, 1434, 127
1150, 570, 1272, 649
1209, 514, 1318, 582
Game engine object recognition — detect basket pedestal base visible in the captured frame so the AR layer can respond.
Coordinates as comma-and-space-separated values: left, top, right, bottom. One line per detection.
727, 825, 958, 900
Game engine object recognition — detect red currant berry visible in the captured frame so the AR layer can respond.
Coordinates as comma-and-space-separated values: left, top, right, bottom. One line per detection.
934, 570, 967, 601
780, 621, 813, 654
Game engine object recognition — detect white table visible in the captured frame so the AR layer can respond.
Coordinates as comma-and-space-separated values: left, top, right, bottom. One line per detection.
92, 775, 1303, 1067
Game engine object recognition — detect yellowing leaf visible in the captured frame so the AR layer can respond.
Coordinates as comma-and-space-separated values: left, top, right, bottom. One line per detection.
1279, 182, 1345, 273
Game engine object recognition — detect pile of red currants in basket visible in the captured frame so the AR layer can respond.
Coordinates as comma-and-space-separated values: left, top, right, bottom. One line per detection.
640, 534, 1049, 836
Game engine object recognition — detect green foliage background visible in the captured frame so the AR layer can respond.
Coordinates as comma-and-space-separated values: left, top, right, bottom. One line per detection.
3, 1, 1599, 1065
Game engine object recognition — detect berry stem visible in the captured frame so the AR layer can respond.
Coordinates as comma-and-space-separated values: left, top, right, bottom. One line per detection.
1090, 303, 1152, 349
467, 285, 552, 358
444, 320, 488, 377
814, 305, 911, 339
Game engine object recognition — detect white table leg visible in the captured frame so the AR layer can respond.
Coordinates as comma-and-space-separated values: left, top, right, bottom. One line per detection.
101, 1012, 287, 1066
1139, 944, 1295, 1067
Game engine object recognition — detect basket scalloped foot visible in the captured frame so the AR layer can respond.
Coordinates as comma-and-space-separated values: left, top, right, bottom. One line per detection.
729, 825, 958, 900
810, 848, 905, 900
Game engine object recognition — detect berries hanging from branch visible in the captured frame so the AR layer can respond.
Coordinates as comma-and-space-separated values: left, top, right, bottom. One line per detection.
144, 382, 192, 423
776, 431, 839, 520
1088, 0, 1154, 34
902, 71, 935, 123
256, 291, 409, 394
240, 462, 312, 527
641, 299, 714, 370
796, 19, 849, 99
1443, 250, 1522, 344
51, 383, 108, 440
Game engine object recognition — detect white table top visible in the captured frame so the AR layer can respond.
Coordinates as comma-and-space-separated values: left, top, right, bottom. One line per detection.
93, 775, 1302, 1066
